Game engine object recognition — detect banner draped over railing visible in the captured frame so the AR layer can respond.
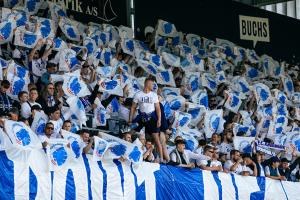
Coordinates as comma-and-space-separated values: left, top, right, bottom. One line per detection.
0, 149, 299, 200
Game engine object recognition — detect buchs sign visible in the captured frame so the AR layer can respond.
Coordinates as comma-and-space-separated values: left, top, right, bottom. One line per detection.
239, 15, 270, 47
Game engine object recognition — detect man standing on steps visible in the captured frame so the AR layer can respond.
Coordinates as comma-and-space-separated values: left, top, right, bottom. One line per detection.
129, 77, 164, 162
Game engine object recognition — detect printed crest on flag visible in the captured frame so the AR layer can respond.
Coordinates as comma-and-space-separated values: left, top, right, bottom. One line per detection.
186, 33, 201, 50
162, 87, 180, 98
137, 59, 159, 76
201, 73, 218, 94
100, 48, 112, 66
187, 104, 206, 126
121, 38, 135, 56
7, 73, 28, 100
0, 21, 14, 44
216, 38, 235, 58
216, 71, 226, 84
14, 28, 40, 48
282, 75, 294, 98
146, 53, 165, 71
59, 17, 80, 41
190, 89, 209, 109
83, 37, 97, 56
6, 60, 29, 79
162, 52, 180, 67
47, 139, 70, 171
67, 96, 87, 126
273, 89, 287, 104
245, 65, 261, 81
185, 72, 200, 92
35, 17, 56, 39
61, 130, 83, 160
204, 109, 224, 138
63, 75, 91, 97
93, 105, 107, 127
31, 111, 48, 136
172, 111, 192, 128
98, 78, 123, 96
93, 136, 111, 161
157, 69, 176, 87
166, 95, 186, 111
252, 83, 272, 106
59, 48, 80, 72
96, 66, 116, 78
4, 120, 42, 149
156, 19, 177, 37
50, 38, 68, 51
23, 0, 40, 15
233, 136, 254, 153
225, 91, 242, 113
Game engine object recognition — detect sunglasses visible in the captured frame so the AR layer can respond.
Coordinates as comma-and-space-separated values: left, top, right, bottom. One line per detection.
47, 127, 54, 130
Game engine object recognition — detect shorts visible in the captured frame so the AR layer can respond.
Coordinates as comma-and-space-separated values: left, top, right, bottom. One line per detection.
133, 112, 160, 134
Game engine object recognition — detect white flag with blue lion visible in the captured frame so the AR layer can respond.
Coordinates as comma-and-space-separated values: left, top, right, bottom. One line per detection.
204, 109, 224, 139
61, 130, 83, 161
31, 111, 49, 136
4, 120, 42, 149
233, 136, 254, 154
63, 74, 91, 97
93, 136, 111, 161
47, 139, 71, 171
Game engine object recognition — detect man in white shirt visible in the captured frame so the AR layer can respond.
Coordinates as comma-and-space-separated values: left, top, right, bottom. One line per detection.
224, 150, 244, 174
129, 77, 163, 162
21, 88, 41, 119
198, 145, 222, 171
218, 130, 234, 159
39, 122, 55, 148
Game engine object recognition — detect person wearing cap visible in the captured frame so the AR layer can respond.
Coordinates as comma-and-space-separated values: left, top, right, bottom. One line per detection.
21, 88, 41, 119
265, 156, 286, 181
197, 145, 222, 171
169, 139, 195, 168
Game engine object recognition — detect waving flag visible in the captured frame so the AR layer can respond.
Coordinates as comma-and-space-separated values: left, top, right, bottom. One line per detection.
63, 75, 91, 97
162, 52, 180, 67
204, 109, 224, 138
291, 92, 300, 104
156, 19, 177, 37
247, 49, 259, 63
287, 132, 300, 152
31, 111, 48, 136
246, 65, 261, 81
213, 58, 224, 72
274, 134, 288, 146
201, 73, 218, 94
187, 104, 206, 126
179, 44, 192, 57
100, 48, 112, 66
253, 83, 272, 106
216, 38, 235, 58
233, 136, 254, 153
239, 110, 253, 126
185, 72, 200, 92
282, 75, 294, 98
276, 103, 287, 116
231, 76, 250, 95
157, 69, 176, 87
7, 74, 28, 100
93, 105, 107, 127
269, 115, 288, 136
6, 60, 29, 79
34, 17, 56, 39
121, 38, 135, 56
186, 34, 201, 49
98, 79, 123, 96
4, 0, 20, 7
96, 66, 116, 78
0, 21, 14, 44
162, 100, 173, 120
59, 48, 80, 72
273, 89, 287, 104
93, 136, 111, 161
176, 127, 203, 139
59, 17, 80, 41
172, 111, 192, 128
190, 89, 209, 109
233, 123, 256, 137
23, 0, 40, 15
225, 92, 242, 113
4, 120, 42, 149
50, 37, 67, 51
61, 130, 83, 160
166, 95, 186, 111
162, 87, 180, 98
47, 139, 70, 171
137, 59, 159, 76
14, 28, 40, 48
67, 97, 87, 126
147, 53, 165, 70
83, 37, 97, 56
154, 34, 166, 49
101, 132, 141, 162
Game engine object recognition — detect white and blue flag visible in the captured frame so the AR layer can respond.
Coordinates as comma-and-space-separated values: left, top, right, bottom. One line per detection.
59, 48, 80, 72
156, 19, 177, 37
225, 92, 242, 113
233, 136, 254, 154
282, 75, 294, 98
185, 72, 200, 92
204, 109, 224, 138
172, 111, 192, 128
0, 21, 14, 44
162, 52, 180, 67
253, 83, 272, 106
93, 136, 111, 161
166, 95, 186, 111
61, 130, 83, 161
59, 17, 80, 41
190, 89, 209, 109
30, 111, 48, 136
47, 139, 71, 171
14, 28, 40, 48
201, 73, 218, 94
63, 75, 91, 97
187, 104, 206, 127
67, 97, 87, 126
157, 69, 176, 87
93, 105, 107, 127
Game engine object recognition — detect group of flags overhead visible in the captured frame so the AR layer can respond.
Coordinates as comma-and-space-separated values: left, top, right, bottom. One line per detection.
0, 120, 144, 171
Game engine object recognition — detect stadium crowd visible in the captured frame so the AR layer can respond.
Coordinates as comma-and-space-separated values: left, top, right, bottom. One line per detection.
1, 1, 300, 182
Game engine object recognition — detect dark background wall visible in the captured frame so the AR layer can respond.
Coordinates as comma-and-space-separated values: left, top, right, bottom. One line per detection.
134, 0, 300, 65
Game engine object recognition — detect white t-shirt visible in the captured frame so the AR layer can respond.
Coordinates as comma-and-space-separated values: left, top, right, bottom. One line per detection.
21, 101, 41, 119
133, 91, 159, 114
224, 160, 244, 174
218, 142, 233, 159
